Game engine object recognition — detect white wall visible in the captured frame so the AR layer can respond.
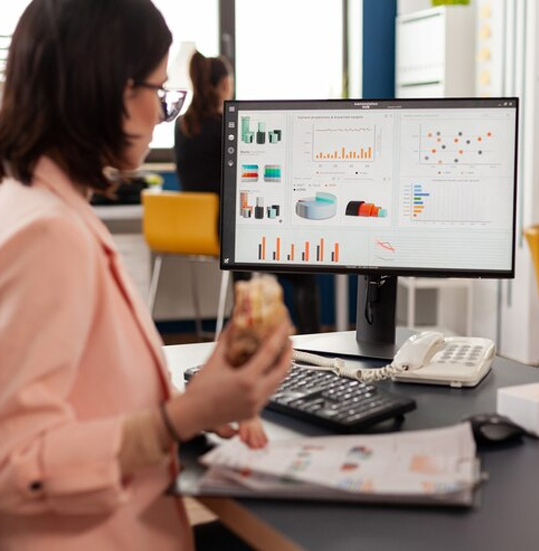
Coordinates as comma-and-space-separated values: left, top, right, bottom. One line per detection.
496, 0, 539, 364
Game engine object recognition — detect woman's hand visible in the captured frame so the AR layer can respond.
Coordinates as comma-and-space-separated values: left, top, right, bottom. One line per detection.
165, 320, 293, 443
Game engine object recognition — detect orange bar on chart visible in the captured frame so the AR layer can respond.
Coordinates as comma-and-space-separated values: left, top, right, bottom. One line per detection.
320, 238, 324, 262
276, 238, 281, 261
368, 146, 372, 158
240, 191, 248, 208
290, 244, 295, 261
305, 241, 309, 262
262, 237, 266, 260
334, 243, 339, 262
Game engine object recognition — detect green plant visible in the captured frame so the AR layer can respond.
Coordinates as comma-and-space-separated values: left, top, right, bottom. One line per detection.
432, 0, 470, 5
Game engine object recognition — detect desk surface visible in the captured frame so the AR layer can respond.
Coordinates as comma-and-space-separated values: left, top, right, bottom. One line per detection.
164, 331, 539, 551
93, 204, 142, 221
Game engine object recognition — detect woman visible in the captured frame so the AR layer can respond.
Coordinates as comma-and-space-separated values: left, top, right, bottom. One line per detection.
0, 1, 292, 550
174, 51, 233, 195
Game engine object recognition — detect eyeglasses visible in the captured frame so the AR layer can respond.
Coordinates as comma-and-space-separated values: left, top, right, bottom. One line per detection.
134, 82, 187, 123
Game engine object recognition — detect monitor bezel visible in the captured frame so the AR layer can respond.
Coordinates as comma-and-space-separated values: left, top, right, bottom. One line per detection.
220, 96, 519, 280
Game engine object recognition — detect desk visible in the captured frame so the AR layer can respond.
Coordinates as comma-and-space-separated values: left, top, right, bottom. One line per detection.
165, 331, 539, 551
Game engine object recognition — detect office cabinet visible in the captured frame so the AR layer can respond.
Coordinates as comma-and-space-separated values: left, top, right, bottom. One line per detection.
396, 5, 475, 98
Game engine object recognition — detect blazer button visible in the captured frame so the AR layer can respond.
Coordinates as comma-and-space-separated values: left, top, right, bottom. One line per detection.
29, 481, 43, 492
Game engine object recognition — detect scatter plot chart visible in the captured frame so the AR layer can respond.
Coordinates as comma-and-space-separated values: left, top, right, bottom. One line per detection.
419, 124, 497, 165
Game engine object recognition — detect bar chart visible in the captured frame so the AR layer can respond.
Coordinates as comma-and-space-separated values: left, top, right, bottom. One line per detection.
256, 236, 340, 263
239, 192, 281, 220
402, 181, 489, 225
241, 164, 259, 182
241, 116, 283, 145
312, 125, 376, 162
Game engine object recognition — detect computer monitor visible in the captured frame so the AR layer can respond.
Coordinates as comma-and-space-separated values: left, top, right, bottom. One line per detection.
220, 98, 519, 359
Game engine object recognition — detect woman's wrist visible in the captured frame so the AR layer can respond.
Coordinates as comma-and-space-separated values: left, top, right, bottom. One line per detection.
118, 408, 172, 475
159, 401, 184, 443
164, 392, 207, 443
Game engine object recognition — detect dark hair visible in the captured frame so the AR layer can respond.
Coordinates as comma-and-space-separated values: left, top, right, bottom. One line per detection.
0, 0, 172, 190
181, 51, 232, 137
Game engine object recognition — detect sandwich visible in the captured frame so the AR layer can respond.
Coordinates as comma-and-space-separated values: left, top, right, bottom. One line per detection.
226, 275, 290, 367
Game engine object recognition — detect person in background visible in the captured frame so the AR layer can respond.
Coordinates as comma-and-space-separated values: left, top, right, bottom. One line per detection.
175, 51, 321, 335
0, 1, 292, 550
174, 51, 233, 195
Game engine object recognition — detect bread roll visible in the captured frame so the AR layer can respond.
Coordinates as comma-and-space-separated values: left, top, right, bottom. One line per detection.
226, 275, 289, 367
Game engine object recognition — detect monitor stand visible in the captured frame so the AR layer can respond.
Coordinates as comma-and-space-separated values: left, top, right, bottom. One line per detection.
292, 275, 401, 361
355, 275, 398, 360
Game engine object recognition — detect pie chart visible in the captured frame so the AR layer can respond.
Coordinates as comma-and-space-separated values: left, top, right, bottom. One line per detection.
296, 192, 337, 220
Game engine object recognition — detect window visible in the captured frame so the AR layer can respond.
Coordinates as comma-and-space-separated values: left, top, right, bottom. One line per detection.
0, 2, 32, 94
1, 1, 346, 148
235, 0, 343, 100
150, 0, 219, 149
0, 1, 219, 151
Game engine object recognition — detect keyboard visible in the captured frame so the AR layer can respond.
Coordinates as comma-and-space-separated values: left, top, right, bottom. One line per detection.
184, 364, 416, 434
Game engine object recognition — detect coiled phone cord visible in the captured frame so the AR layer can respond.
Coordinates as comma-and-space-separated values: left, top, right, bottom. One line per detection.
291, 349, 406, 383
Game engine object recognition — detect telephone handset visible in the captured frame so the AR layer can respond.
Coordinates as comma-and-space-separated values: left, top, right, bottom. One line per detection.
291, 331, 495, 388
390, 331, 495, 387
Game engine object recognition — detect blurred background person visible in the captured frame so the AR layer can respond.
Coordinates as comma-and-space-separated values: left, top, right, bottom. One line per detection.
174, 51, 321, 334
174, 51, 233, 195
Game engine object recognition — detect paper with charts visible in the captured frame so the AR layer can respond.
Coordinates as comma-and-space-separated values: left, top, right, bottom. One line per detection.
198, 423, 481, 506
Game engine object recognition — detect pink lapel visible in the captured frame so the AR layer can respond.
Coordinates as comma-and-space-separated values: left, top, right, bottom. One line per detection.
33, 157, 173, 398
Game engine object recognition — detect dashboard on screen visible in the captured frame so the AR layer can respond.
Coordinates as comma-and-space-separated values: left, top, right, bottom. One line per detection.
220, 98, 518, 279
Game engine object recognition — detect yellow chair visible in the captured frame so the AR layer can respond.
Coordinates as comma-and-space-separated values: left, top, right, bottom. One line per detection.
142, 191, 229, 341
525, 226, 539, 294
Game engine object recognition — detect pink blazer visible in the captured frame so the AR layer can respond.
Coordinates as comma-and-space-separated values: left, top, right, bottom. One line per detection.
0, 159, 193, 551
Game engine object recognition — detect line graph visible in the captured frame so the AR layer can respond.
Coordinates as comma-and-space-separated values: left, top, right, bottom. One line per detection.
312, 124, 376, 162
374, 239, 396, 261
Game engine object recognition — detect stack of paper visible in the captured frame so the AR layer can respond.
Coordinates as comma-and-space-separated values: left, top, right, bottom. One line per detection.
193, 423, 481, 506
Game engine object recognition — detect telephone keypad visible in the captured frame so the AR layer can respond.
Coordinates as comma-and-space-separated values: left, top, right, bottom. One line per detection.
438, 343, 485, 366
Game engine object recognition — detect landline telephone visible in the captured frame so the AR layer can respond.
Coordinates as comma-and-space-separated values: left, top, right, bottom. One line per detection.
291, 331, 496, 388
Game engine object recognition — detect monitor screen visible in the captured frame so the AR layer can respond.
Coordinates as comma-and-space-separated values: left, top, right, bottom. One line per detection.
220, 98, 518, 279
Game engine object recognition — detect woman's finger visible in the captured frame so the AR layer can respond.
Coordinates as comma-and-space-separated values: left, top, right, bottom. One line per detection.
201, 324, 232, 368
212, 424, 238, 439
242, 321, 292, 377
258, 340, 293, 398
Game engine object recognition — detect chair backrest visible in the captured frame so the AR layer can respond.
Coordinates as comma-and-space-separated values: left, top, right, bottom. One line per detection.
142, 191, 220, 256
525, 226, 539, 293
